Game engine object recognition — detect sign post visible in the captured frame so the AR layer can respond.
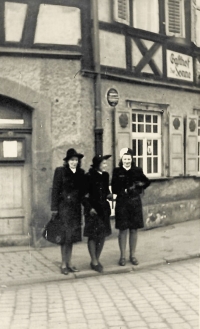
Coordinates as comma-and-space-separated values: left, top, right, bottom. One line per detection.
107, 88, 119, 107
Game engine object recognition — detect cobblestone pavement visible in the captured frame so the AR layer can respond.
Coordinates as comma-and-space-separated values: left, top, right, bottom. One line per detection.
0, 258, 199, 329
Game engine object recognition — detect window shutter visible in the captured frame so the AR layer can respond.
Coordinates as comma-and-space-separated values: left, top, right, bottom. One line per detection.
169, 113, 184, 176
166, 0, 184, 37
115, 108, 132, 166
185, 115, 198, 176
113, 0, 130, 25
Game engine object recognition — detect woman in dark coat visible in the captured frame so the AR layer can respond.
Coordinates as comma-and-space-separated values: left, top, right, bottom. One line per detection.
51, 148, 85, 275
111, 148, 150, 267
83, 155, 112, 273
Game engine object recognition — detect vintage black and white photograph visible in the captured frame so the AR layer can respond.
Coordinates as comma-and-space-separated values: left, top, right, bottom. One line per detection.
0, 0, 199, 328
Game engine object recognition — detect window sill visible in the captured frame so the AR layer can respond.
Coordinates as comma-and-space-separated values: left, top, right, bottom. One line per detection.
150, 175, 200, 182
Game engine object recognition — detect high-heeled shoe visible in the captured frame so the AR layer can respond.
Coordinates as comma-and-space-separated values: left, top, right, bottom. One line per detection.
90, 262, 103, 273
61, 267, 68, 275
130, 256, 139, 265
68, 266, 79, 272
118, 258, 126, 266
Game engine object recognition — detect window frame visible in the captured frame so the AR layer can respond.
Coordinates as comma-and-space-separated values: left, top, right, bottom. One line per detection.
131, 110, 162, 178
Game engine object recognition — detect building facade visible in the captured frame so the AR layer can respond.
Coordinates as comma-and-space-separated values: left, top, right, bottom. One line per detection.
0, 0, 199, 246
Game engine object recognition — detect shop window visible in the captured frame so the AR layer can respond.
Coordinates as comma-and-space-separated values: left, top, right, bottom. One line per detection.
165, 0, 185, 37
132, 111, 162, 177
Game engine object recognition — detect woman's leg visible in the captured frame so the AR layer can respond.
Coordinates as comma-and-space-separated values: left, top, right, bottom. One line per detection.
96, 237, 105, 262
118, 229, 128, 260
61, 243, 73, 267
87, 238, 98, 265
129, 229, 138, 263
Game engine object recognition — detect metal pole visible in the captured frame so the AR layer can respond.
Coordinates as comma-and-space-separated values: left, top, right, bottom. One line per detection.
92, 0, 103, 155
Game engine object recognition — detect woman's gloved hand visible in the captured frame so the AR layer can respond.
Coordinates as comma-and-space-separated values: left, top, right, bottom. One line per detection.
90, 208, 97, 216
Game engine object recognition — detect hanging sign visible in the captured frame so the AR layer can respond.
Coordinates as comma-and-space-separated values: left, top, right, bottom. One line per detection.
107, 88, 119, 107
166, 50, 193, 82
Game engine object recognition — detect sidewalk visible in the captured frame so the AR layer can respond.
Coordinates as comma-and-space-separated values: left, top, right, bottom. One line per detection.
0, 219, 199, 287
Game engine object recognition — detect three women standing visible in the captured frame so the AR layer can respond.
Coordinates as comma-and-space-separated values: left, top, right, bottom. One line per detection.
112, 148, 150, 266
50, 147, 150, 274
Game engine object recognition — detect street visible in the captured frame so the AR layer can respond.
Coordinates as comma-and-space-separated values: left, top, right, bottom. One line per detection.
0, 258, 199, 329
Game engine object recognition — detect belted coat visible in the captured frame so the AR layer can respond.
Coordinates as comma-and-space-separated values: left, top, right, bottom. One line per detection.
51, 165, 85, 243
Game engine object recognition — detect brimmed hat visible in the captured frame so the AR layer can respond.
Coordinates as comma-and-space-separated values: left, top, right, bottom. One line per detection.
120, 148, 133, 159
63, 148, 84, 161
92, 154, 111, 168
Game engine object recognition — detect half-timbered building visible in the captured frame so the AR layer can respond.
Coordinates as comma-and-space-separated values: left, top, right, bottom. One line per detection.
0, 0, 199, 245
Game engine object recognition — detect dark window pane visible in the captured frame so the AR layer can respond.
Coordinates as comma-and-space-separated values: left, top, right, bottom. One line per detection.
146, 115, 151, 123
198, 142, 200, 156
147, 158, 152, 173
146, 125, 151, 133
198, 119, 200, 127
138, 158, 143, 169
138, 124, 144, 132
138, 114, 144, 122
132, 124, 136, 132
153, 157, 158, 173
138, 140, 143, 156
153, 140, 158, 155
198, 129, 200, 136
132, 114, 136, 122
133, 157, 136, 165
153, 115, 158, 123
132, 140, 136, 156
153, 125, 158, 133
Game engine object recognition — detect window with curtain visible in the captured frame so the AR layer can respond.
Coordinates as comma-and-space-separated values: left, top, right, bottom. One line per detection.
133, 0, 159, 33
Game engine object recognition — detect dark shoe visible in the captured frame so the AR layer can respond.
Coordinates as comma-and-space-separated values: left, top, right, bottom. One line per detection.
90, 262, 103, 273
61, 267, 68, 275
68, 266, 79, 272
98, 262, 103, 271
119, 258, 126, 266
130, 256, 139, 265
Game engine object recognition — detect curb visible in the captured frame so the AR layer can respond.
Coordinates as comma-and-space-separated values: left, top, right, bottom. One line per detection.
1, 253, 199, 288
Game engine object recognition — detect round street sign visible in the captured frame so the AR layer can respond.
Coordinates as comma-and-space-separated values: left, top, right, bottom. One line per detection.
107, 88, 119, 107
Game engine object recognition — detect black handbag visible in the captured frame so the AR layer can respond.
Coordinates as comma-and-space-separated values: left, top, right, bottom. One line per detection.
42, 213, 65, 245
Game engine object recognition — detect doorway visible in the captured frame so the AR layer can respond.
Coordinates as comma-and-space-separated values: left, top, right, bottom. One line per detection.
0, 97, 32, 237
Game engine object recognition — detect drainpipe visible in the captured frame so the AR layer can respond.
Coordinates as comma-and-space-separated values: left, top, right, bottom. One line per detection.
92, 0, 103, 155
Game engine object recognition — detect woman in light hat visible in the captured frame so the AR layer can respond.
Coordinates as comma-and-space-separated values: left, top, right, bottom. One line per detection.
51, 148, 85, 275
111, 148, 150, 266
83, 155, 112, 273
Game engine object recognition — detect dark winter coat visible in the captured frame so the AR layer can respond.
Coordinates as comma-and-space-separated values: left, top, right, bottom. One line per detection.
51, 166, 85, 243
83, 169, 112, 240
111, 165, 150, 230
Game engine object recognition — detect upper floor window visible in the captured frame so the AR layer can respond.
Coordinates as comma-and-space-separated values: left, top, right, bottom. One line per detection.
112, 0, 186, 37
165, 0, 185, 37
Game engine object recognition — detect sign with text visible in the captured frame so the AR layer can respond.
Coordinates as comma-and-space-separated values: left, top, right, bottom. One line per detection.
166, 50, 193, 82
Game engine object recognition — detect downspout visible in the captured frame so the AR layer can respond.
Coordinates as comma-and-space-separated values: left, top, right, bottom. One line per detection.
92, 0, 103, 155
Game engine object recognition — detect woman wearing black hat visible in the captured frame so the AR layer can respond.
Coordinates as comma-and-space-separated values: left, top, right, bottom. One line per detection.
111, 148, 150, 267
83, 155, 112, 273
51, 148, 85, 275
